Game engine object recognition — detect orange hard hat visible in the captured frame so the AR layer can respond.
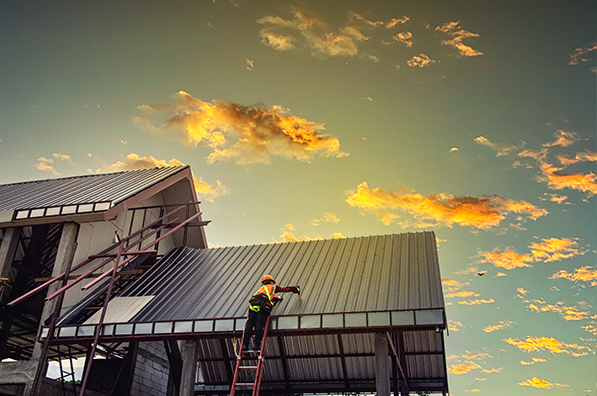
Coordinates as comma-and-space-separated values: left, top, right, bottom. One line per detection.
261, 275, 276, 284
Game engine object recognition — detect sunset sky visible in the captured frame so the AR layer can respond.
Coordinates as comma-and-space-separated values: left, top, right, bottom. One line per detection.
1, 0, 596, 394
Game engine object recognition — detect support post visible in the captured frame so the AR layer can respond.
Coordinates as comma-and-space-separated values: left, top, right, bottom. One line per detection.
27, 222, 79, 396
374, 332, 390, 396
180, 339, 198, 396
0, 227, 21, 356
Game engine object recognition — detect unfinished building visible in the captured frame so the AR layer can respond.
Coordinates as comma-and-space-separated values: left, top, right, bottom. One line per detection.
0, 166, 449, 396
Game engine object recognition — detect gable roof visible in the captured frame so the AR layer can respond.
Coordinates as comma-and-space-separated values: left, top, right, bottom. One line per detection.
0, 166, 191, 225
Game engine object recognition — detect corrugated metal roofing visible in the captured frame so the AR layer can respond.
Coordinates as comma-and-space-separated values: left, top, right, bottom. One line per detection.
72, 232, 449, 393
0, 166, 187, 211
123, 232, 445, 321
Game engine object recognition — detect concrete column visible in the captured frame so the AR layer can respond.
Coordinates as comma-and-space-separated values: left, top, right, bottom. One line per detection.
179, 339, 199, 396
26, 223, 79, 396
374, 332, 390, 396
0, 227, 20, 301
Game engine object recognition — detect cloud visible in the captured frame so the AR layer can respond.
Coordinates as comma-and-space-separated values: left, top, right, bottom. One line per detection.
582, 321, 597, 335
450, 147, 459, 152
558, 150, 597, 166
407, 54, 437, 68
257, 8, 382, 59
330, 232, 347, 239
529, 237, 584, 262
442, 279, 470, 292
479, 237, 586, 271
550, 266, 597, 286
311, 212, 341, 226
568, 42, 597, 65
445, 291, 480, 298
495, 272, 507, 277
527, 300, 590, 321
467, 389, 480, 393
458, 299, 495, 305
520, 357, 547, 365
120, 139, 128, 145
478, 247, 533, 270
539, 193, 568, 205
53, 153, 77, 166
386, 16, 409, 28
393, 31, 413, 47
134, 91, 348, 165
449, 362, 481, 375
345, 182, 548, 229
33, 157, 59, 175
483, 320, 515, 333
504, 336, 590, 356
480, 368, 503, 373
448, 320, 464, 332
519, 377, 569, 389
474, 136, 517, 157
94, 153, 230, 202
246, 59, 254, 71
435, 21, 483, 57
462, 350, 491, 360
543, 130, 582, 148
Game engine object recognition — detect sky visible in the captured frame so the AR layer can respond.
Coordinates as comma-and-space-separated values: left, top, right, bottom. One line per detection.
1, 0, 596, 394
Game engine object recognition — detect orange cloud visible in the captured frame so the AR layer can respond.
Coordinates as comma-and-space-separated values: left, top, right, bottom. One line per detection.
527, 300, 590, 321
543, 130, 582, 148
539, 193, 568, 205
474, 136, 517, 156
449, 362, 481, 375
550, 266, 597, 286
520, 357, 547, 365
134, 91, 348, 165
519, 377, 569, 389
311, 212, 341, 226
246, 59, 254, 71
257, 8, 382, 58
483, 320, 515, 333
435, 21, 483, 57
407, 53, 437, 68
393, 31, 413, 47
458, 299, 494, 306
581, 321, 597, 335
386, 16, 409, 28
445, 291, 480, 298
558, 150, 597, 166
95, 153, 229, 202
344, 182, 548, 229
480, 368, 503, 373
504, 336, 590, 356
53, 153, 77, 166
448, 320, 464, 332
529, 237, 583, 262
33, 157, 59, 175
478, 247, 533, 270
462, 351, 491, 360
568, 42, 597, 65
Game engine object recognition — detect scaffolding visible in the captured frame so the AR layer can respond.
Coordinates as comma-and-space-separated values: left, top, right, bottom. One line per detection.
6, 202, 208, 396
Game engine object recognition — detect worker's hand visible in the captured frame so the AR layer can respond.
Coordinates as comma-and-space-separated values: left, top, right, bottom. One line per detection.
295, 286, 301, 295
275, 297, 283, 304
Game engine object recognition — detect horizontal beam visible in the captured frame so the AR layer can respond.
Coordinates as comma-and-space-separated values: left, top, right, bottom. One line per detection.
34, 269, 144, 282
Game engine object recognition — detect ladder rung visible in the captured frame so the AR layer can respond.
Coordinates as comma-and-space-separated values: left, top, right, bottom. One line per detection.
240, 365, 258, 369
235, 383, 255, 386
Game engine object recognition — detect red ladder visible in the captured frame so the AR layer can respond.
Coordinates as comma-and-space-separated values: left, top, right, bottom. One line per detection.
229, 315, 271, 396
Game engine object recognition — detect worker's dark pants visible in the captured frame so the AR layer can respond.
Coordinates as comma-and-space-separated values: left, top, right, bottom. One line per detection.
242, 309, 269, 350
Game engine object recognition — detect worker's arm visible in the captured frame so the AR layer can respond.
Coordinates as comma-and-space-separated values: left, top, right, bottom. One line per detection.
275, 286, 300, 294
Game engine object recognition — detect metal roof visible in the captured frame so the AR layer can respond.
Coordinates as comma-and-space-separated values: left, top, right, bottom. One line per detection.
123, 232, 445, 321
53, 232, 448, 393
0, 166, 187, 212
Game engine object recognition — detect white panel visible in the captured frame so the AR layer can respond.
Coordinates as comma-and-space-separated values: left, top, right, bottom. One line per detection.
83, 296, 155, 324
415, 309, 443, 325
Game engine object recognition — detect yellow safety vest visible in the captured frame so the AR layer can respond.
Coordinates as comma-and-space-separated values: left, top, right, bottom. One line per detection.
249, 284, 276, 312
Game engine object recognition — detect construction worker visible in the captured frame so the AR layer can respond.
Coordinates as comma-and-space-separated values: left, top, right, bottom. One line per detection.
241, 275, 300, 353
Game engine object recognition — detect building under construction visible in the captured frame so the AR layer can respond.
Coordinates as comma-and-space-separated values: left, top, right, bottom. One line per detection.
0, 166, 449, 396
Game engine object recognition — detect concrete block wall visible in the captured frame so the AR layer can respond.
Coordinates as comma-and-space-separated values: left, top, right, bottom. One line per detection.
131, 341, 170, 396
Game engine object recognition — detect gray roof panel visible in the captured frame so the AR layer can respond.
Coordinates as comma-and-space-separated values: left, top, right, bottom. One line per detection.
0, 166, 187, 211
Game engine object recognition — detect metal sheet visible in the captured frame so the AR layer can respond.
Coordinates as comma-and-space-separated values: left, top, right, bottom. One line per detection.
83, 296, 155, 324
0, 166, 186, 212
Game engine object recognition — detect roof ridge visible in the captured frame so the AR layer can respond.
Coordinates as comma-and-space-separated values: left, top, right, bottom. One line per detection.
0, 165, 188, 188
